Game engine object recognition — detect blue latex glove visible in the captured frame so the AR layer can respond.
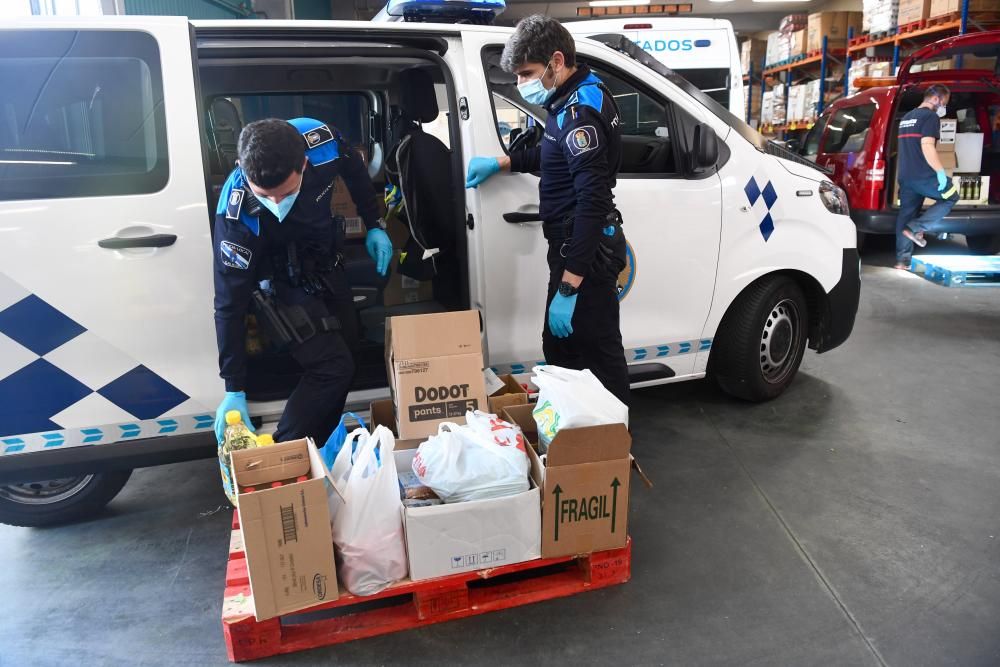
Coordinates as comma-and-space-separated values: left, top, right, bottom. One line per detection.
365, 228, 392, 277
936, 169, 948, 192
215, 391, 255, 443
465, 156, 500, 189
548, 292, 578, 339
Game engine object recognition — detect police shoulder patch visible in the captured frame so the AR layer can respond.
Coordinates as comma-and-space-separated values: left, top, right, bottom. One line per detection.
220, 240, 252, 270
225, 188, 244, 221
303, 124, 334, 149
566, 125, 599, 157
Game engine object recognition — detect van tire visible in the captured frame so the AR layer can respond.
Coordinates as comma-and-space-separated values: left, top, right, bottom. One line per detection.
0, 470, 133, 528
710, 276, 808, 402
856, 229, 867, 253
965, 234, 1000, 255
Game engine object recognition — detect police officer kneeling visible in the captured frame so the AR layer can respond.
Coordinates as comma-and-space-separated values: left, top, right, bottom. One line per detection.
465, 15, 630, 405
213, 118, 392, 444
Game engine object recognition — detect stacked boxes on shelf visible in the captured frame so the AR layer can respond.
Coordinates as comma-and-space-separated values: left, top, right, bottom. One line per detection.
807, 12, 863, 52
930, 0, 995, 19
741, 38, 768, 75
778, 14, 807, 62
847, 57, 893, 95
863, 0, 899, 33
897, 0, 931, 26
765, 32, 783, 67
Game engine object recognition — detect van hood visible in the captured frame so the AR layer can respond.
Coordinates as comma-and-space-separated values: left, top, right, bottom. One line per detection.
775, 156, 828, 184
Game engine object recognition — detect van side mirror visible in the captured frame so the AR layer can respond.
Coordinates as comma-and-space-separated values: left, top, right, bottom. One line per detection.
691, 123, 719, 171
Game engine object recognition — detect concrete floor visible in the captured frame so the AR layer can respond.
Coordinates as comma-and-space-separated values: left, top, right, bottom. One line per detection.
2, 238, 999, 667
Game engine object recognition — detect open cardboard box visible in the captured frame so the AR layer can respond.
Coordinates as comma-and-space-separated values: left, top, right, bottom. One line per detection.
502, 404, 650, 559
385, 310, 488, 440
232, 438, 339, 620
370, 399, 541, 581
487, 372, 530, 415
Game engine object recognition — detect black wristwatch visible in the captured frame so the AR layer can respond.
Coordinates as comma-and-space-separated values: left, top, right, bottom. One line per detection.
558, 281, 579, 297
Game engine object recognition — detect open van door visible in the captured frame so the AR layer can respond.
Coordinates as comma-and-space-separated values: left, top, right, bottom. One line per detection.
0, 18, 215, 524
897, 31, 1000, 84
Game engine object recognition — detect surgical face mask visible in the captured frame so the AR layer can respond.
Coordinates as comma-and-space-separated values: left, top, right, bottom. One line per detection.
250, 172, 301, 222
936, 104, 947, 118
518, 61, 555, 106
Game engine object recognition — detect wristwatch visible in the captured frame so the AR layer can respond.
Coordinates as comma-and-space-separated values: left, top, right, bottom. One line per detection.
558, 281, 579, 297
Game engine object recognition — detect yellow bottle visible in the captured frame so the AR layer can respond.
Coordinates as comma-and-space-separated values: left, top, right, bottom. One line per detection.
218, 410, 258, 505
256, 433, 275, 446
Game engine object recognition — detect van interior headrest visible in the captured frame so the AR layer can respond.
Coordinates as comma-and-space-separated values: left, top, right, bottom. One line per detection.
399, 68, 438, 123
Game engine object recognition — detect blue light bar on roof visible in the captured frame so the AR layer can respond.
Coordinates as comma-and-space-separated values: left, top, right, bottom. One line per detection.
384, 0, 506, 24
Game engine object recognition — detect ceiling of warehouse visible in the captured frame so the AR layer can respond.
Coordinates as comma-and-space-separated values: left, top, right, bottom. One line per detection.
345, 0, 827, 35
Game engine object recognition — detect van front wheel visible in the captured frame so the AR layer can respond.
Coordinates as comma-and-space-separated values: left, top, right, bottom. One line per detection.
0, 470, 132, 527
710, 276, 808, 402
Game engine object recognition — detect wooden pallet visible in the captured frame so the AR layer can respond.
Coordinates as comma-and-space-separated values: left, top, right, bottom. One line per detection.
896, 19, 927, 34
909, 256, 1000, 287
222, 512, 632, 662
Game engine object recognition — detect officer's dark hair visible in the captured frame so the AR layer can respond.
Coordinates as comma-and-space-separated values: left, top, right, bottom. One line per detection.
924, 84, 950, 101
501, 15, 576, 73
237, 119, 305, 189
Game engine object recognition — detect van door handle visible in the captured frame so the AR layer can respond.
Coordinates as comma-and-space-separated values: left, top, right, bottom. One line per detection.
98, 234, 177, 249
503, 212, 543, 224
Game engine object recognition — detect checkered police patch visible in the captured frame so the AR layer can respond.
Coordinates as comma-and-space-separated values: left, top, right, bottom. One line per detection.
220, 241, 252, 270
566, 125, 599, 157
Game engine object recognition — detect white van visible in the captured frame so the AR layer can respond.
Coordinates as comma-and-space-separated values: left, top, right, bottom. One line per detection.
0, 18, 859, 526
565, 17, 745, 116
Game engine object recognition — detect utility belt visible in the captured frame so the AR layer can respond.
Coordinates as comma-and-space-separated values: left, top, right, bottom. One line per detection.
251, 241, 344, 347
547, 210, 627, 278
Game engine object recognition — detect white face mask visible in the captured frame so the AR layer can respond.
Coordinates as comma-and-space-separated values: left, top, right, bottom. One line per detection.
936, 104, 947, 118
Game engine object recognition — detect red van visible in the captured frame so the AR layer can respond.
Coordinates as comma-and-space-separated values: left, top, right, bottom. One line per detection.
800, 31, 1000, 253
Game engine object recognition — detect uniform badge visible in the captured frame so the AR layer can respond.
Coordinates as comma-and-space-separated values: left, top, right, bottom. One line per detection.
302, 124, 334, 148
566, 125, 599, 157
220, 241, 252, 270
225, 189, 244, 221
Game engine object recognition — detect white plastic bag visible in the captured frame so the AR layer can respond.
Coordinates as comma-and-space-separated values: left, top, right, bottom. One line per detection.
412, 411, 530, 503
531, 365, 629, 449
329, 425, 408, 596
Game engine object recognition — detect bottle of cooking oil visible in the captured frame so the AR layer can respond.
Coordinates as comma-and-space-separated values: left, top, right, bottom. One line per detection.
219, 411, 258, 505
256, 433, 275, 446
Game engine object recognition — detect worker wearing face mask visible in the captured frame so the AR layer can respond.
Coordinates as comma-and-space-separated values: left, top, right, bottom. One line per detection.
464, 15, 630, 405
212, 118, 392, 444
894, 84, 960, 270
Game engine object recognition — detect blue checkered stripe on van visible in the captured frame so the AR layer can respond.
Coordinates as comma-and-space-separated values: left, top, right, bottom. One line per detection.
489, 338, 712, 375
0, 274, 211, 456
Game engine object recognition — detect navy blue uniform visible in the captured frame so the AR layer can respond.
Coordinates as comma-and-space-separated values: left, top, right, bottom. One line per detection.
213, 120, 380, 442
895, 107, 958, 264
509, 66, 630, 404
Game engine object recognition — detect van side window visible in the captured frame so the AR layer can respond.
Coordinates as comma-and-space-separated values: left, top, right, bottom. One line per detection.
0, 30, 168, 201
802, 113, 831, 157
823, 105, 876, 154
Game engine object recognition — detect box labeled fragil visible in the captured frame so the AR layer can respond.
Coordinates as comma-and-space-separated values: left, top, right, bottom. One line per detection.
370, 399, 541, 581
385, 310, 487, 440
232, 438, 338, 621
504, 405, 633, 559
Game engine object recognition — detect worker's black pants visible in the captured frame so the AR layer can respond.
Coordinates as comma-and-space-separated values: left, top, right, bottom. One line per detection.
542, 241, 630, 406
273, 266, 358, 446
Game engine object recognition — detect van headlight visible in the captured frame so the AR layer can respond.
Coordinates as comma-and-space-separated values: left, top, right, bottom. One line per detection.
819, 181, 850, 216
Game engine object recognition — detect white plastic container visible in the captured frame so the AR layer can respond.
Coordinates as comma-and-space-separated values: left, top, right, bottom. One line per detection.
955, 133, 984, 173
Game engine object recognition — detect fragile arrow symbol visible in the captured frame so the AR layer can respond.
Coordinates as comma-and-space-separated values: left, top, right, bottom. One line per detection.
610, 477, 620, 534
552, 484, 563, 542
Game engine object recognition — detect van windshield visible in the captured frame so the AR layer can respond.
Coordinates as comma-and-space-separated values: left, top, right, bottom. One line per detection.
588, 33, 830, 174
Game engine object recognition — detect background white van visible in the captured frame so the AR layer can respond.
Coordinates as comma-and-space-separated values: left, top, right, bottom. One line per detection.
565, 18, 745, 116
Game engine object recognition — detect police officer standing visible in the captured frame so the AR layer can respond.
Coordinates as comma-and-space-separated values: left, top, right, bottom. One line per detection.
465, 15, 630, 405
213, 118, 392, 443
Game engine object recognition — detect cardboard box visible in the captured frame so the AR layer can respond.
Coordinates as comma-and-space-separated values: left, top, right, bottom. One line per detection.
504, 405, 632, 559
385, 310, 487, 440
930, 0, 993, 18
487, 373, 529, 415
232, 439, 338, 621
329, 176, 366, 241
897, 0, 930, 25
383, 253, 434, 307
808, 11, 864, 52
369, 399, 541, 581
962, 55, 997, 72
939, 119, 957, 145
790, 29, 808, 58
740, 38, 768, 74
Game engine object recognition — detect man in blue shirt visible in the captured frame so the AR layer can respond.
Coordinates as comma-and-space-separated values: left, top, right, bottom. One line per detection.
895, 84, 959, 269
212, 118, 392, 443
465, 15, 630, 405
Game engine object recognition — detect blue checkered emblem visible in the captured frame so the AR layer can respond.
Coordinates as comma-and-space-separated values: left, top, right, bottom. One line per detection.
744, 175, 779, 241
